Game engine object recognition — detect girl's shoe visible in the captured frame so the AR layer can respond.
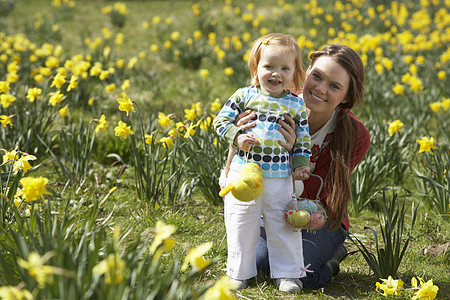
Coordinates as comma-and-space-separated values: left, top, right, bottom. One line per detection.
276, 278, 303, 293
228, 278, 251, 290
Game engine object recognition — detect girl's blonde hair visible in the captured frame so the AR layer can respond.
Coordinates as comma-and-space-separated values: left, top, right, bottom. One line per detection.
247, 33, 305, 91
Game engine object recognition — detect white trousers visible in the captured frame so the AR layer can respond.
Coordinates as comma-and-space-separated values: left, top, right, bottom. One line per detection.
224, 169, 304, 280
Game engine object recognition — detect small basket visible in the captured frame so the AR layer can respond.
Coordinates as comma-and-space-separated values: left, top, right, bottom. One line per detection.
285, 174, 328, 232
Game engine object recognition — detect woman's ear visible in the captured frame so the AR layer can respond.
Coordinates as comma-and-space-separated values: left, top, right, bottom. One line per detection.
341, 97, 349, 104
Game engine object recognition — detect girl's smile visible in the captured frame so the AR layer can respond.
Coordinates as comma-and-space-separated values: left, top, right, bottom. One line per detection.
257, 45, 296, 97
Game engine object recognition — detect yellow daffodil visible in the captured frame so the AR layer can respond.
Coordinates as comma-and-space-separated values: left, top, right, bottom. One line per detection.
168, 128, 178, 138
66, 75, 78, 92
224, 67, 234, 76
158, 112, 173, 128
200, 69, 209, 78
181, 242, 213, 272
416, 137, 438, 154
193, 30, 202, 40
184, 108, 196, 121
375, 276, 403, 296
95, 114, 109, 133
0, 115, 13, 128
411, 277, 439, 300
170, 31, 180, 41
88, 97, 94, 106
2, 147, 18, 164
0, 94, 17, 109
152, 15, 161, 24
59, 105, 68, 117
19, 176, 49, 202
7, 72, 19, 83
392, 83, 404, 95
45, 56, 59, 68
441, 98, 449, 111
50, 72, 66, 89
0, 80, 10, 93
121, 79, 130, 90
437, 70, 446, 80
104, 83, 116, 93
145, 133, 155, 145
429, 102, 441, 112
210, 98, 222, 113
184, 124, 196, 138
192, 102, 202, 116
0, 285, 33, 300
150, 44, 159, 52
159, 136, 173, 148
17, 252, 55, 287
117, 93, 135, 116
90, 65, 102, 77
163, 40, 172, 49
93, 253, 127, 284
388, 120, 404, 136
49, 90, 64, 106
149, 221, 176, 254
13, 154, 37, 174
127, 57, 138, 69
200, 117, 212, 131
202, 276, 237, 299
26, 87, 42, 102
113, 2, 127, 15
114, 121, 134, 139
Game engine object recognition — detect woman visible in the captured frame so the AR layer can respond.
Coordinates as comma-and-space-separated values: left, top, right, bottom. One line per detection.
225, 44, 370, 288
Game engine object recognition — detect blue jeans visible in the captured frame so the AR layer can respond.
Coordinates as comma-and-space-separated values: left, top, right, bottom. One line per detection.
256, 219, 346, 288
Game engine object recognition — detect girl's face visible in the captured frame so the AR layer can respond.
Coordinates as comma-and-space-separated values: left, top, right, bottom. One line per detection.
257, 45, 296, 97
303, 56, 350, 116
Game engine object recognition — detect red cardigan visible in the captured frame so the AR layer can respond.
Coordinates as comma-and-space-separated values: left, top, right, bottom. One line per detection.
300, 111, 370, 230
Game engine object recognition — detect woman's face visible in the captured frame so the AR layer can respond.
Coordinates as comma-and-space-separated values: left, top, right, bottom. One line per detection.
303, 56, 350, 116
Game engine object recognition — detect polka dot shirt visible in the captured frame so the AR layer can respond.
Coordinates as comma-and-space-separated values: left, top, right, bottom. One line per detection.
213, 86, 311, 178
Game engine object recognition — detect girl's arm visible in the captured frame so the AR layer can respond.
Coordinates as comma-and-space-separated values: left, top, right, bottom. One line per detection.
223, 110, 258, 176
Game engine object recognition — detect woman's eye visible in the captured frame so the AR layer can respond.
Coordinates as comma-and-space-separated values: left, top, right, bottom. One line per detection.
331, 84, 339, 90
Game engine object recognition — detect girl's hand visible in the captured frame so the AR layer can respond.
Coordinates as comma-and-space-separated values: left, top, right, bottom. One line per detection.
293, 166, 310, 181
236, 109, 257, 131
235, 133, 260, 152
278, 115, 296, 152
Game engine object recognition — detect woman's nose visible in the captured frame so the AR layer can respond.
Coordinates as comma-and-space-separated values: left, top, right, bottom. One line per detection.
316, 81, 327, 94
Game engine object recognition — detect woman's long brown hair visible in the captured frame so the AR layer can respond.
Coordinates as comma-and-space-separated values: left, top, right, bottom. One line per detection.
309, 44, 365, 230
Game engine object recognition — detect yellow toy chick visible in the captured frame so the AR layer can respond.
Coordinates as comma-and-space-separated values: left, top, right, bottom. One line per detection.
219, 163, 264, 202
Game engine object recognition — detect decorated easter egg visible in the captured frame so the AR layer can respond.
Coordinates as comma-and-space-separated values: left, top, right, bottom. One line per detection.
304, 212, 326, 230
297, 200, 318, 214
292, 210, 311, 227
285, 210, 295, 224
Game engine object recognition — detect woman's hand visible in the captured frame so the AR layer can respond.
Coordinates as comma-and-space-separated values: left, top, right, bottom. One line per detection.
278, 115, 296, 152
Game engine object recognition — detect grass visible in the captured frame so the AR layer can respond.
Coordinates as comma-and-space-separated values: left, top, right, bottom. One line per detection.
1, 0, 449, 299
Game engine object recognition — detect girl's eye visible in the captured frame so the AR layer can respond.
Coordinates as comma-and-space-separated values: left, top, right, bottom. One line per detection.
282, 67, 290, 71
312, 73, 321, 80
